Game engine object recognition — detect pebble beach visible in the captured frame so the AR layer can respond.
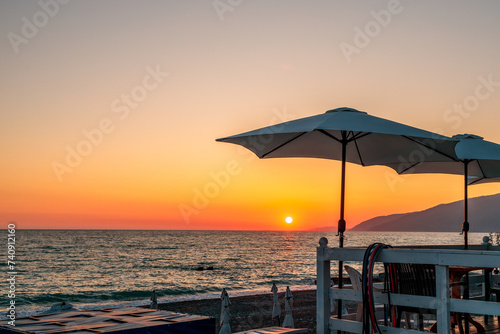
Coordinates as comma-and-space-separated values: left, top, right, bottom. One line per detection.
159, 289, 320, 333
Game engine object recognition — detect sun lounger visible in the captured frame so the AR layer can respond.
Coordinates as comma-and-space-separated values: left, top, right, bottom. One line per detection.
0, 307, 215, 333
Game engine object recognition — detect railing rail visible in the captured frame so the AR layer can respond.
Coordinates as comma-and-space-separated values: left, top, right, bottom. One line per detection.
316, 239, 500, 334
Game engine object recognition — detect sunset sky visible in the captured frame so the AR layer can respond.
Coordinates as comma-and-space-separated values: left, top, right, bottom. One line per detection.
2, 1, 500, 230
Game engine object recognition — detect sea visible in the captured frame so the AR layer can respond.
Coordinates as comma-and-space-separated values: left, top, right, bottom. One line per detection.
1, 230, 489, 319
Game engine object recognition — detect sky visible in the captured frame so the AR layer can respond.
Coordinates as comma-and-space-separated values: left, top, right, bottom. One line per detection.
1, 1, 500, 231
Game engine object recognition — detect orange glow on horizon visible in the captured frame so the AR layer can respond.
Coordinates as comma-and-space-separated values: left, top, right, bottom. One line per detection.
4, 157, 500, 230
3, 2, 500, 230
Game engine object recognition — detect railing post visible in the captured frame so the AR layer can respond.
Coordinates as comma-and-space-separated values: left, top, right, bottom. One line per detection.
435, 265, 451, 334
317, 237, 331, 334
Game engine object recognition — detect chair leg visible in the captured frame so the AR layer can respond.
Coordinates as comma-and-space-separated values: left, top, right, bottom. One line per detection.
484, 288, 489, 325
496, 292, 500, 323
456, 313, 464, 334
396, 310, 402, 328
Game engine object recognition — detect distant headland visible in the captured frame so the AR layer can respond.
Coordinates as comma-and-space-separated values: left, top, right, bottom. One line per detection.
308, 193, 500, 232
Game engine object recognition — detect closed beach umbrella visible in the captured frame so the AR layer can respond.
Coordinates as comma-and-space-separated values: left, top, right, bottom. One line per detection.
220, 288, 228, 318
271, 283, 281, 322
219, 289, 231, 334
282, 286, 294, 328
393, 134, 500, 249
217, 107, 458, 318
150, 290, 158, 310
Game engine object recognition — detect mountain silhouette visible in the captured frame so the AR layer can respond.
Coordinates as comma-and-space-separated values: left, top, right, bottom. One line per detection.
350, 193, 500, 232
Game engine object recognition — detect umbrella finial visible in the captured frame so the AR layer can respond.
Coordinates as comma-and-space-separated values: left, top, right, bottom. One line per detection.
325, 107, 367, 114
452, 134, 484, 140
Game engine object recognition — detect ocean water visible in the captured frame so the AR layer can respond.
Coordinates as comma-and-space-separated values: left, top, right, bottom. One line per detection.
2, 230, 488, 318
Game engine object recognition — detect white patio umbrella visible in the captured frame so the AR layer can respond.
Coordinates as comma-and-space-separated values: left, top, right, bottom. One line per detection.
150, 290, 158, 310
217, 107, 458, 242
271, 283, 281, 324
391, 134, 500, 249
217, 107, 459, 318
219, 289, 231, 334
282, 286, 294, 328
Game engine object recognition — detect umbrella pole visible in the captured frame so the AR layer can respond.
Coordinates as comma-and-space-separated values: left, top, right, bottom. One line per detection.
338, 133, 347, 244
463, 160, 470, 334
337, 135, 347, 321
463, 161, 470, 250
339, 138, 346, 247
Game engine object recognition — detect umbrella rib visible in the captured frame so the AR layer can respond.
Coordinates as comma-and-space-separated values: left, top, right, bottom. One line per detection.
349, 131, 371, 142
468, 176, 484, 185
402, 135, 459, 161
398, 163, 419, 174
318, 130, 371, 165
353, 138, 365, 166
261, 132, 307, 158
476, 159, 486, 178
468, 159, 485, 185
351, 132, 371, 166
317, 129, 342, 143
319, 130, 370, 143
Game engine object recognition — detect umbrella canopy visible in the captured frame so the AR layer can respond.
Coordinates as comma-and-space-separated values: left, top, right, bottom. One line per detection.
282, 286, 294, 328
271, 283, 281, 320
394, 134, 500, 249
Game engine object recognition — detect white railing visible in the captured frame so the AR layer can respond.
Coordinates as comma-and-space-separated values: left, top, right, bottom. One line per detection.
316, 239, 500, 334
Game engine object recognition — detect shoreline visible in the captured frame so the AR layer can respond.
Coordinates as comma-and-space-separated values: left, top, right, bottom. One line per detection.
11, 285, 318, 320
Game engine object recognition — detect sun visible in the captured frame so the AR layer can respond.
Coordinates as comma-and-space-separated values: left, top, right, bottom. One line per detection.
285, 216, 293, 224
